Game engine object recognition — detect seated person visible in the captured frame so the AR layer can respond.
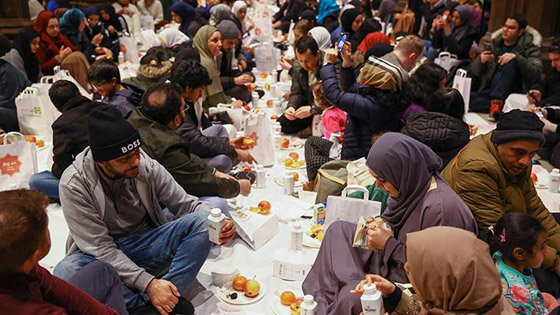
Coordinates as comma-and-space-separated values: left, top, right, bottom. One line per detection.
492, 213, 559, 313
88, 59, 144, 118
128, 83, 252, 212
216, 20, 254, 104
60, 9, 113, 64
2, 27, 42, 83
192, 25, 243, 111
431, 5, 478, 60
123, 47, 172, 91
137, 0, 164, 27
541, 106, 560, 169
84, 6, 121, 62
157, 28, 191, 55
0, 189, 125, 314
402, 87, 470, 169
303, 133, 477, 314
278, 20, 315, 72
278, 36, 323, 135
170, 60, 255, 173
349, 227, 514, 314
0, 41, 31, 132
112, 0, 142, 39
54, 106, 236, 313
33, 11, 78, 75
29, 80, 103, 200
442, 110, 560, 297
470, 15, 542, 115
272, 0, 307, 33
169, 1, 195, 37
321, 36, 422, 160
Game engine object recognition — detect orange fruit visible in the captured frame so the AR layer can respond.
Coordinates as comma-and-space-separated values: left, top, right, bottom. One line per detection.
232, 275, 247, 291
36, 139, 45, 147
25, 135, 37, 143
289, 152, 299, 160
291, 172, 299, 182
280, 291, 296, 306
284, 159, 293, 167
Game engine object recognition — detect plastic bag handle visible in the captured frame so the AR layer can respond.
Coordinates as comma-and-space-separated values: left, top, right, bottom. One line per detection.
456, 69, 468, 77
341, 185, 369, 200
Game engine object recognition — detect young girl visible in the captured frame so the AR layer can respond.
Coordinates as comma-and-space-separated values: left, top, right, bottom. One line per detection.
492, 212, 559, 314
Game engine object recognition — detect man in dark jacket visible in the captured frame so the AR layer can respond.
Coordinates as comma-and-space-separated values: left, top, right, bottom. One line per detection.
29, 80, 103, 200
470, 15, 543, 114
128, 82, 251, 212
216, 20, 253, 103
170, 59, 255, 172
88, 59, 143, 118
278, 36, 322, 135
0, 42, 31, 132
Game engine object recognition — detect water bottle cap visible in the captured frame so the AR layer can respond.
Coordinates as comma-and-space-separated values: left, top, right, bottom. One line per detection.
303, 294, 314, 303
363, 283, 377, 294
552, 168, 560, 174
293, 222, 302, 230
210, 208, 222, 216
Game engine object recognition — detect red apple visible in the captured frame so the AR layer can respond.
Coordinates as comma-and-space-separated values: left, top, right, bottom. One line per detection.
232, 275, 247, 291
531, 173, 538, 184
281, 138, 290, 149
244, 279, 260, 298
258, 200, 271, 214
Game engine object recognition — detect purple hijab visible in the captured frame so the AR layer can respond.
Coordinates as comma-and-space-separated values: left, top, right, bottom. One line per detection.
366, 132, 442, 229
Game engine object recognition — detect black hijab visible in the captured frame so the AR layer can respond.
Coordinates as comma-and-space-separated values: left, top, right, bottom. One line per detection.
0, 35, 11, 58
100, 5, 123, 32
13, 27, 41, 83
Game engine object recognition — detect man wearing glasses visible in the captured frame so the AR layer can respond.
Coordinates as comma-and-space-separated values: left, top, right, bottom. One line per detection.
470, 14, 543, 117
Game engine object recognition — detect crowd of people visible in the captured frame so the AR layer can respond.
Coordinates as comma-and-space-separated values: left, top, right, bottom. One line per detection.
1, 0, 560, 314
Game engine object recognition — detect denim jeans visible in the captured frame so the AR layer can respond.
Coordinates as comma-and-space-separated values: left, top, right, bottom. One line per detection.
54, 210, 211, 310
199, 196, 229, 216
200, 125, 234, 173
29, 171, 60, 200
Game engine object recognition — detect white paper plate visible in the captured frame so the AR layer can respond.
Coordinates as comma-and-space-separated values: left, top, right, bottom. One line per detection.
280, 138, 304, 150
274, 176, 303, 188
215, 279, 267, 305
270, 287, 304, 315
278, 157, 306, 170
302, 233, 322, 248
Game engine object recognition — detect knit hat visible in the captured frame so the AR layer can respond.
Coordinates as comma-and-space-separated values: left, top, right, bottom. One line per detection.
88, 106, 141, 162
216, 20, 240, 40
491, 110, 545, 145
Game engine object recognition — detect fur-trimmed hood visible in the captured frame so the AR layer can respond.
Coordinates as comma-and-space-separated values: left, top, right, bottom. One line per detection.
138, 60, 172, 79
491, 25, 542, 47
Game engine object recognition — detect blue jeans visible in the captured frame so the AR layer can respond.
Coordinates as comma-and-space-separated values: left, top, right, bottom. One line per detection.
423, 39, 437, 60
53, 210, 211, 310
201, 125, 234, 173
29, 171, 60, 199
199, 196, 229, 216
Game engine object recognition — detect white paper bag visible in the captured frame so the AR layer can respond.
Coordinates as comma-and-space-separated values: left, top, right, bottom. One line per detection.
139, 14, 154, 30
324, 185, 382, 230
52, 67, 92, 99
16, 87, 59, 137
230, 210, 279, 250
244, 111, 274, 166
119, 36, 140, 64
254, 41, 278, 73
434, 52, 461, 73
0, 135, 38, 191
452, 69, 472, 114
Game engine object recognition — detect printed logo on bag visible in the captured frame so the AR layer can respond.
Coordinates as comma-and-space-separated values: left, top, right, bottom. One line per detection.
33, 106, 42, 115
0, 154, 23, 176
121, 139, 141, 154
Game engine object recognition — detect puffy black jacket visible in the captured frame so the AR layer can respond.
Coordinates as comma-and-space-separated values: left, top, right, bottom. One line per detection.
320, 64, 403, 160
536, 68, 560, 107
401, 111, 470, 168
52, 96, 106, 178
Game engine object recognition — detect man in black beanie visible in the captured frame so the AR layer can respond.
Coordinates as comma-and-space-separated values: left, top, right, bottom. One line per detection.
443, 110, 560, 297
54, 106, 237, 314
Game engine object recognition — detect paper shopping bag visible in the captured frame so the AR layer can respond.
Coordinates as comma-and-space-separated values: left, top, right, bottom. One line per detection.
0, 137, 38, 191
16, 87, 59, 137
434, 52, 460, 73
119, 36, 140, 64
324, 185, 382, 230
52, 67, 93, 99
254, 41, 279, 73
244, 111, 274, 166
452, 69, 472, 114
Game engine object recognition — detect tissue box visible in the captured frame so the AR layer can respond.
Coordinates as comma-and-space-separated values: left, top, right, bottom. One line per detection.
230, 209, 279, 250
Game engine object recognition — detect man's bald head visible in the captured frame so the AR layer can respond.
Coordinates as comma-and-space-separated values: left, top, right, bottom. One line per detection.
140, 82, 185, 126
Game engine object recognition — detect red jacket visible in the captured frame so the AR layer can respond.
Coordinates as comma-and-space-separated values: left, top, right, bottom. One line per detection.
34, 11, 77, 75
0, 264, 118, 315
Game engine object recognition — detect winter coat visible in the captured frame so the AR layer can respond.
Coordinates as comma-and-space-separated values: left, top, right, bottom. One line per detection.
103, 82, 144, 118
288, 53, 323, 111
51, 96, 105, 178
320, 64, 403, 160
441, 132, 560, 271
219, 46, 248, 91
471, 27, 543, 93
128, 108, 241, 198
84, 22, 120, 62
401, 111, 470, 169
535, 67, 560, 107
432, 25, 478, 60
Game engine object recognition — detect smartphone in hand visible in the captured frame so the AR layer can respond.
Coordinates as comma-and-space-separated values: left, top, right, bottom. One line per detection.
337, 32, 348, 52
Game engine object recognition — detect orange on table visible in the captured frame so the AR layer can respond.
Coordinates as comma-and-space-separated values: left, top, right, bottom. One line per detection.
36, 139, 45, 148
280, 291, 297, 306
25, 135, 37, 143
284, 159, 294, 167
291, 172, 299, 182
288, 152, 299, 160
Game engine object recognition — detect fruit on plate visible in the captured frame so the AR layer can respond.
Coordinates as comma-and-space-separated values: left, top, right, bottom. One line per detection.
280, 291, 297, 306
281, 138, 290, 148
271, 114, 279, 120
291, 172, 299, 182
36, 139, 45, 148
232, 275, 247, 291
284, 159, 294, 167
25, 135, 37, 143
531, 173, 538, 184
266, 99, 274, 107
260, 72, 268, 79
264, 83, 270, 91
242, 165, 252, 172
307, 224, 325, 242
290, 299, 303, 315
289, 152, 299, 160
243, 137, 256, 147
258, 200, 271, 213
244, 279, 260, 298
243, 104, 251, 111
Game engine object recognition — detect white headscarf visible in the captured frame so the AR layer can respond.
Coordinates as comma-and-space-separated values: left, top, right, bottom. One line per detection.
309, 27, 332, 52
232, 1, 247, 16
158, 28, 190, 47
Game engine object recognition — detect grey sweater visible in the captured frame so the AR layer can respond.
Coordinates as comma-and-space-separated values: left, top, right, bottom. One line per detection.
59, 147, 210, 292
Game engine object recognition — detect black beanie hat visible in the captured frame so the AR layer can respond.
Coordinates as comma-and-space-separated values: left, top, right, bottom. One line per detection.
491, 109, 545, 145
88, 106, 141, 162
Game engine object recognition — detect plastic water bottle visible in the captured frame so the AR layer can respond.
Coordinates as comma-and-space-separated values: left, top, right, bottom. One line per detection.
301, 294, 317, 314
207, 208, 225, 244
361, 283, 384, 315
549, 168, 560, 193
290, 222, 303, 251
283, 173, 294, 195
118, 51, 125, 64
256, 165, 266, 189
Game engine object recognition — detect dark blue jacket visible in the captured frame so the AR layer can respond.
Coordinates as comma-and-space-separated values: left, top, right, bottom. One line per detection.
320, 64, 403, 160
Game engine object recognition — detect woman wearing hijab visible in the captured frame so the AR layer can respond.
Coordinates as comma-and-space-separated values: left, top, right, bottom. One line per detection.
60, 9, 113, 63
84, 6, 120, 62
232, 1, 252, 34
309, 27, 332, 52
330, 7, 362, 46
193, 25, 242, 111
34, 11, 77, 75
317, 0, 340, 31
351, 227, 515, 314
187, 7, 210, 39
158, 28, 190, 54
99, 5, 129, 38
432, 5, 477, 59
2, 27, 42, 83
352, 31, 391, 67
210, 4, 233, 26
170, 1, 195, 36
272, 0, 307, 33
302, 133, 478, 314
